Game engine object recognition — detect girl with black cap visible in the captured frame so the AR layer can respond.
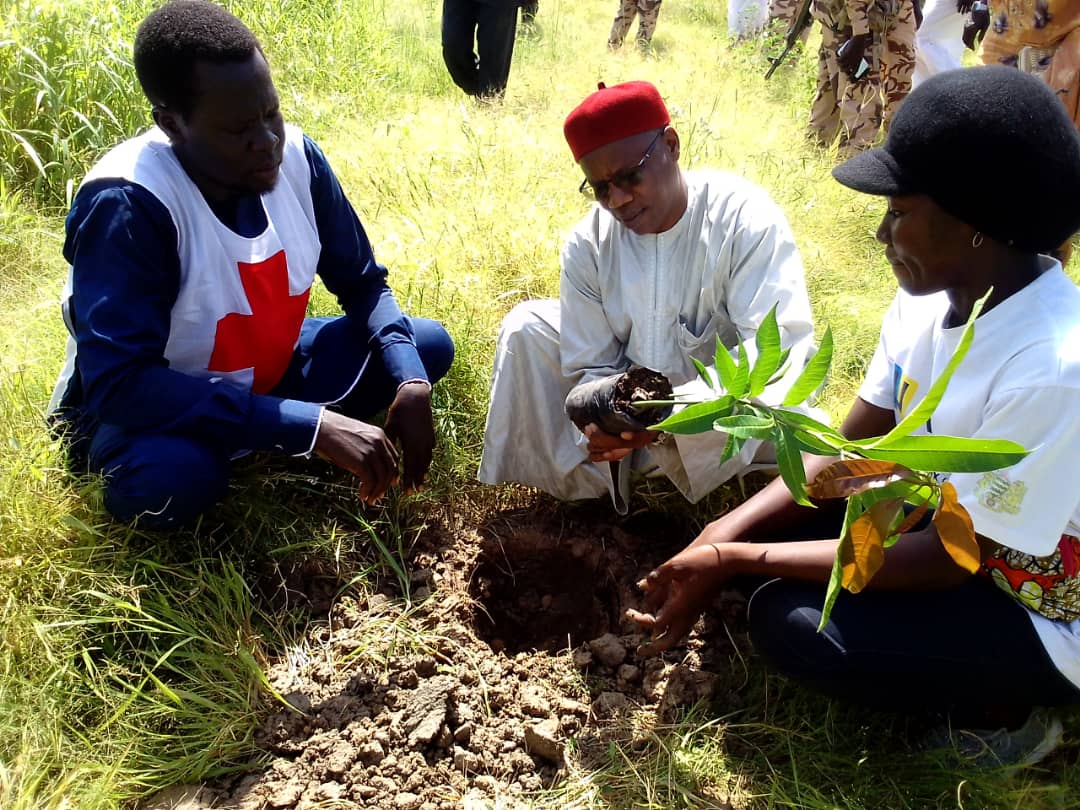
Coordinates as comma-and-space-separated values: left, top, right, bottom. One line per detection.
628, 65, 1080, 767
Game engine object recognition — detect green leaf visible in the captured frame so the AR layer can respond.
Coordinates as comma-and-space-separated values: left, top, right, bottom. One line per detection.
856, 479, 928, 509
775, 408, 846, 443
651, 396, 734, 434
749, 305, 783, 397
719, 433, 744, 465
847, 434, 1028, 472
714, 337, 738, 393
731, 340, 751, 399
775, 424, 811, 506
712, 413, 775, 440
777, 347, 791, 372
765, 365, 791, 388
867, 291, 989, 445
691, 356, 715, 389
765, 349, 792, 387
773, 409, 845, 455
819, 494, 863, 631
788, 429, 840, 455
782, 327, 833, 407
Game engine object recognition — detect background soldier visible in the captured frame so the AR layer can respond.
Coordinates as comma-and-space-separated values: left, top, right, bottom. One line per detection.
769, 0, 813, 43
808, 0, 918, 157
608, 0, 665, 50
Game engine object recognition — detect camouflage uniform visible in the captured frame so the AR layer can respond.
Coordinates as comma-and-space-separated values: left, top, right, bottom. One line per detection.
608, 0, 664, 49
769, 0, 812, 41
808, 0, 917, 156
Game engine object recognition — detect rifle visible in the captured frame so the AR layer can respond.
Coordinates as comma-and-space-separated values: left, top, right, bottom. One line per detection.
765, 0, 814, 79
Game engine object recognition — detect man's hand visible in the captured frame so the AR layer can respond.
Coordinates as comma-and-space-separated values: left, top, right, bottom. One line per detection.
582, 422, 658, 463
963, 2, 990, 49
837, 33, 873, 78
315, 410, 400, 504
626, 543, 731, 656
384, 381, 435, 494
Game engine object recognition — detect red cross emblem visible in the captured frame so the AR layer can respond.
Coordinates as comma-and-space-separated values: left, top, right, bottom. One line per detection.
208, 250, 310, 394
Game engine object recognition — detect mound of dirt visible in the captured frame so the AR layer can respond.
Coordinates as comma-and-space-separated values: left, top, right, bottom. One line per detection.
147, 503, 749, 809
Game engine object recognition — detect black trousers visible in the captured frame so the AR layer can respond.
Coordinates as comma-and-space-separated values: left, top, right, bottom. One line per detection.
748, 576, 1080, 719
441, 0, 519, 97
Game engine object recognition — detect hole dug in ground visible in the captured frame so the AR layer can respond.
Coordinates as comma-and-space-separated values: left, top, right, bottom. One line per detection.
470, 527, 627, 654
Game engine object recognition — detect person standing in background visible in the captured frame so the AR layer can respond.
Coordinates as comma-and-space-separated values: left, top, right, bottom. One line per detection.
441, 0, 519, 98
968, 0, 1080, 128
913, 0, 966, 86
730, 0, 771, 39
608, 0, 665, 50
768, 0, 812, 45
808, 0, 918, 157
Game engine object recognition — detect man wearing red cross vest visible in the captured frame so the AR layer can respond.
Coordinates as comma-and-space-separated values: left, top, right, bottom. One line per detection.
50, 0, 455, 528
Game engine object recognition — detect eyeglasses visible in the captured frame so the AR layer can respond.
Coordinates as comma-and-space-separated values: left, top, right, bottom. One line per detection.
579, 128, 666, 202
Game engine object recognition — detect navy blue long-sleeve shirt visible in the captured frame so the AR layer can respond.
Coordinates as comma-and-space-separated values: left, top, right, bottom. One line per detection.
58, 136, 425, 455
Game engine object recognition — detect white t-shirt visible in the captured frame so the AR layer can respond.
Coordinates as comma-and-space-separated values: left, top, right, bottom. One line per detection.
859, 259, 1080, 688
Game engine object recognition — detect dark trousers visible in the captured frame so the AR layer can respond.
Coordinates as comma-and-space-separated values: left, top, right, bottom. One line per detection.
87, 317, 454, 529
441, 0, 519, 97
748, 576, 1080, 718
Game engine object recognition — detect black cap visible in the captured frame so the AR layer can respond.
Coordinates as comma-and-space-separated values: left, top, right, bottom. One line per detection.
833, 66, 1080, 254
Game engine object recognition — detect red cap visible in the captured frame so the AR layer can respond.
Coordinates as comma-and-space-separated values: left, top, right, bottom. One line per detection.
563, 81, 671, 162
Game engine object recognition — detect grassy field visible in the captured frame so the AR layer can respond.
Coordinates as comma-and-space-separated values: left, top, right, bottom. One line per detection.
1, 0, 1078, 807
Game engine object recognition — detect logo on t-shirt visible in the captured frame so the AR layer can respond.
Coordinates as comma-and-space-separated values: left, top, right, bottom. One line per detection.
975, 471, 1027, 515
892, 365, 919, 418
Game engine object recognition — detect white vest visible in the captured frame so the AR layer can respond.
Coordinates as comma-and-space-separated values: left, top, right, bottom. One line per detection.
51, 124, 320, 411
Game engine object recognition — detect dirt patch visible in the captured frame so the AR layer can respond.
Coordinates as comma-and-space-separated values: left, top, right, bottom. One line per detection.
470, 527, 623, 654
146, 501, 749, 809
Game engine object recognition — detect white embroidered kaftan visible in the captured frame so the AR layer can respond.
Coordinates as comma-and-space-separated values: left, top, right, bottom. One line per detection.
479, 170, 816, 507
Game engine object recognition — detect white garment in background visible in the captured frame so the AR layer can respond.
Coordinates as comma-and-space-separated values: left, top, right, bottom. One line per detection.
912, 0, 966, 86
729, 0, 770, 36
859, 260, 1080, 688
478, 170, 816, 506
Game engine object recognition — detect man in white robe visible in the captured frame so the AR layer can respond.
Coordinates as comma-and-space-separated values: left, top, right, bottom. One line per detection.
478, 81, 816, 512
913, 0, 966, 87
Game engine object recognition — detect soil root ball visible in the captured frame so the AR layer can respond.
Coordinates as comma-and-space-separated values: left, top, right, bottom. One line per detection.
564, 367, 674, 435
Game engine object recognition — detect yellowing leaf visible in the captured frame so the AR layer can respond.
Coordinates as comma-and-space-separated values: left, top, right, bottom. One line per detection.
807, 459, 913, 500
840, 499, 900, 593
935, 482, 980, 572
895, 501, 929, 535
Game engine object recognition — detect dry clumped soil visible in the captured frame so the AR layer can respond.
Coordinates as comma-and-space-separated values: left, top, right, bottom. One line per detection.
147, 502, 750, 810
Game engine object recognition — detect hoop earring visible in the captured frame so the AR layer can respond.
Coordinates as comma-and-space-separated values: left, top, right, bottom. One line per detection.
972, 232, 984, 249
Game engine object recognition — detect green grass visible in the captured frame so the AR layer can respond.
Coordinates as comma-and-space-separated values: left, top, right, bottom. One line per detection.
1, 0, 1078, 807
